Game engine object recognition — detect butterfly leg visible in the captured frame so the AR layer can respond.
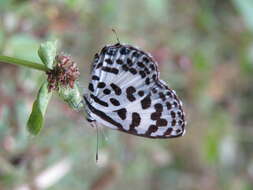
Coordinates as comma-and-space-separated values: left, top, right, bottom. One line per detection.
90, 121, 98, 128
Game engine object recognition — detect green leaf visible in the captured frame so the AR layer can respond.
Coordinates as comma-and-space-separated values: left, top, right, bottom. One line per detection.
38, 40, 58, 69
27, 81, 52, 135
58, 83, 83, 110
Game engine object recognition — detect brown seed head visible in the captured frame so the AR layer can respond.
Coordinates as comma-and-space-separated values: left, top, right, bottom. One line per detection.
46, 54, 80, 91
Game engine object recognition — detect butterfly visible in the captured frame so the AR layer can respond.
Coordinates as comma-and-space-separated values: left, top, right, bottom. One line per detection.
83, 43, 186, 138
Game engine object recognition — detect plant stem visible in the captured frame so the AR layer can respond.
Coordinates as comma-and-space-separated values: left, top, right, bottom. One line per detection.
0, 55, 48, 71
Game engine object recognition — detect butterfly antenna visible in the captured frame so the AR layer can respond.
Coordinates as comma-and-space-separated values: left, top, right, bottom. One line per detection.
112, 29, 120, 44
95, 122, 99, 163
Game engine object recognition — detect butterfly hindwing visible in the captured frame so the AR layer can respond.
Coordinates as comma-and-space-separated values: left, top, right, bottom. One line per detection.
84, 43, 186, 138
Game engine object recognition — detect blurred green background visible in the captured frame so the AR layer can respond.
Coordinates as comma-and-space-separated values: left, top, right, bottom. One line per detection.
0, 0, 253, 190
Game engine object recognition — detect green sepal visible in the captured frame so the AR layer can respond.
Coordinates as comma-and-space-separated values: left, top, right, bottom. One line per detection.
58, 83, 84, 111
27, 81, 52, 135
38, 40, 57, 69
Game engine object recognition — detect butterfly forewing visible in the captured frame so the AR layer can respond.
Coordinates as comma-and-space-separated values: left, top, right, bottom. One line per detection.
84, 43, 186, 138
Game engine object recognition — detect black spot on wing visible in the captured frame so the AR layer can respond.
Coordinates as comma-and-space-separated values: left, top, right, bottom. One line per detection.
92, 75, 99, 80
159, 92, 166, 101
129, 112, 141, 133
96, 62, 103, 69
102, 66, 119, 74
166, 102, 172, 110
132, 112, 141, 126
176, 129, 181, 133
107, 48, 117, 56
173, 101, 178, 108
143, 56, 149, 63
154, 103, 163, 112
116, 59, 123, 65
110, 83, 122, 95
137, 61, 145, 68
170, 111, 176, 118
93, 53, 99, 62
145, 77, 150, 85
144, 67, 150, 75
122, 64, 129, 71
156, 119, 168, 127
149, 64, 155, 71
120, 47, 130, 55
139, 70, 146, 78
132, 51, 140, 58
129, 68, 137, 75
145, 125, 158, 136
152, 74, 157, 80
114, 108, 127, 120
138, 90, 144, 97
166, 91, 173, 98
90, 94, 108, 107
152, 88, 157, 94
103, 88, 111, 95
126, 86, 136, 102
127, 58, 133, 66
88, 83, 94, 92
100, 46, 108, 55
105, 58, 113, 65
141, 93, 151, 109
110, 98, 120, 106
126, 86, 136, 94
164, 128, 173, 136
151, 112, 161, 120
97, 82, 106, 88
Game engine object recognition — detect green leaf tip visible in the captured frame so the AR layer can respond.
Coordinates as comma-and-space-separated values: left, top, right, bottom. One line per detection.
38, 40, 58, 70
58, 83, 84, 110
27, 81, 52, 135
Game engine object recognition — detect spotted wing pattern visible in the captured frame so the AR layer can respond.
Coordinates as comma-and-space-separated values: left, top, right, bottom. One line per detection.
83, 43, 186, 138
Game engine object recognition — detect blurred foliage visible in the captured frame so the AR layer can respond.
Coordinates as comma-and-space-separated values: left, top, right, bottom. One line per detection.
0, 0, 253, 190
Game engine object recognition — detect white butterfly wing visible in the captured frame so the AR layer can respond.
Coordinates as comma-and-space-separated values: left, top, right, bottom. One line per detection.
84, 43, 186, 138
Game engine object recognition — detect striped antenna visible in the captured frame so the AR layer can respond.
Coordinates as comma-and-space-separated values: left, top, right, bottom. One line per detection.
112, 29, 120, 44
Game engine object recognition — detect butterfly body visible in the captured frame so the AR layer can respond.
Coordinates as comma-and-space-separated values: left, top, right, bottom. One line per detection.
83, 43, 186, 138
